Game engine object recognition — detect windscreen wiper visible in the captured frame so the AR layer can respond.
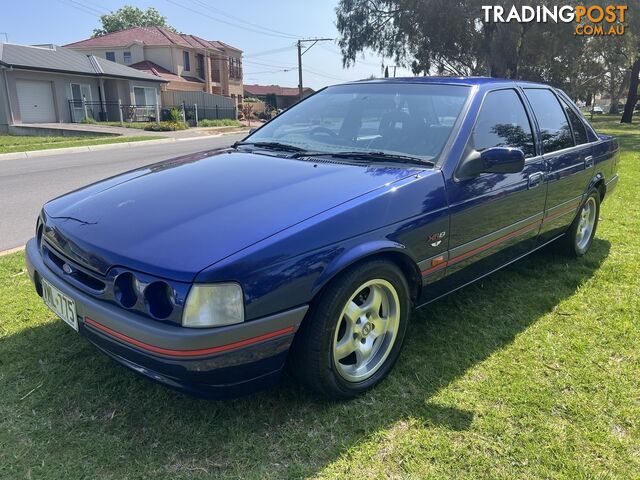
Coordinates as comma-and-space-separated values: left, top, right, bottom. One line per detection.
233, 141, 307, 152
292, 150, 434, 166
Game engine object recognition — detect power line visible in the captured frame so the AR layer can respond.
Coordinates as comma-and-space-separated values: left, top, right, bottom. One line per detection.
244, 68, 297, 75
243, 59, 296, 69
165, 0, 300, 39
244, 57, 346, 83
304, 67, 347, 82
187, 0, 302, 39
76, 0, 109, 13
319, 43, 383, 68
55, 0, 101, 16
244, 45, 296, 58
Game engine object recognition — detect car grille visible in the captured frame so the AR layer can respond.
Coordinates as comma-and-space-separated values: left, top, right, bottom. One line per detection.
40, 239, 189, 325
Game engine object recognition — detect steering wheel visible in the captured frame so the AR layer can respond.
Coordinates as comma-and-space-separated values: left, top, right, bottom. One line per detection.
309, 127, 338, 138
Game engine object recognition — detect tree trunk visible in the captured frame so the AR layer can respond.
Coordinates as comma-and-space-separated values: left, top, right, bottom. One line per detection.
621, 57, 640, 124
607, 61, 618, 114
511, 24, 529, 79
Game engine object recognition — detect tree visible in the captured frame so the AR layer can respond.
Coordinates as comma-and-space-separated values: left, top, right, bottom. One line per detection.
335, 0, 584, 82
620, 57, 639, 123
239, 103, 254, 126
620, 2, 639, 123
92, 6, 176, 37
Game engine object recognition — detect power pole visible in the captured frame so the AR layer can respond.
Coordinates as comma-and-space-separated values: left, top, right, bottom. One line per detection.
297, 40, 303, 101
297, 37, 333, 100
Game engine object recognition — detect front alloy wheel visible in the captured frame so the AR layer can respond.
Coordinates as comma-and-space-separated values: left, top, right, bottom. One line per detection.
332, 279, 401, 383
289, 260, 410, 398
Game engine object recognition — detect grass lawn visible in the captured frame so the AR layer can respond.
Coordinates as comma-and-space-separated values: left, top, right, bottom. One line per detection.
0, 135, 164, 154
0, 117, 638, 479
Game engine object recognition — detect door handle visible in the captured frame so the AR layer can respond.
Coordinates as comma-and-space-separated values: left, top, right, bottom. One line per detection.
528, 172, 544, 189
584, 155, 594, 168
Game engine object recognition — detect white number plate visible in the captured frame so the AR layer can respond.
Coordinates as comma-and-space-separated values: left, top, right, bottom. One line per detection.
42, 278, 78, 331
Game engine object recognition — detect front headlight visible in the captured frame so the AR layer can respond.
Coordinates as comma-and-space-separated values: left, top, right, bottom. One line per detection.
182, 283, 244, 328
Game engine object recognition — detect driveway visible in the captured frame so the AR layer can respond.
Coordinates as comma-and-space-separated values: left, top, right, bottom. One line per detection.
0, 133, 245, 252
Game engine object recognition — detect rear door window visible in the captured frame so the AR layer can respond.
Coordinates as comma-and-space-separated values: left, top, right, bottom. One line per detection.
524, 89, 574, 153
470, 89, 535, 158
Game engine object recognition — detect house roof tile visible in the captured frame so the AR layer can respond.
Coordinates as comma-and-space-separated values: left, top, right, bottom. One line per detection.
129, 60, 203, 84
65, 27, 241, 54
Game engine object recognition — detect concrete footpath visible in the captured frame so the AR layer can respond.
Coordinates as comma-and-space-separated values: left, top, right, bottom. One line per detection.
0, 127, 249, 161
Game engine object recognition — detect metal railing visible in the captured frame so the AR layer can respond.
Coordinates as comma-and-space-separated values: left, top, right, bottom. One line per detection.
69, 100, 237, 124
68, 100, 158, 123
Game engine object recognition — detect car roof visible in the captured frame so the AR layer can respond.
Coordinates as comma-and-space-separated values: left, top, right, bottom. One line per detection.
340, 76, 550, 89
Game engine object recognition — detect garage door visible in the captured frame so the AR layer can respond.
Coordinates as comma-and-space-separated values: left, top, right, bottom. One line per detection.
16, 80, 56, 123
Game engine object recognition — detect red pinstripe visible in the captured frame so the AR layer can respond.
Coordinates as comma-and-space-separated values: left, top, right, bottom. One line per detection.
83, 316, 295, 357
421, 201, 581, 277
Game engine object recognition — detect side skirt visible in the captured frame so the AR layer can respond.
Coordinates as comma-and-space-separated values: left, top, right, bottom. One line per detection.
414, 233, 565, 310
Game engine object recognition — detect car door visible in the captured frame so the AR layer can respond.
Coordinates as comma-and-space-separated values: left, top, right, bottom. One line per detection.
521, 88, 592, 242
423, 87, 547, 299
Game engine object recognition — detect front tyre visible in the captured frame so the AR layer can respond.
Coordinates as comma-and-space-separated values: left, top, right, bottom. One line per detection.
559, 189, 600, 257
289, 260, 410, 398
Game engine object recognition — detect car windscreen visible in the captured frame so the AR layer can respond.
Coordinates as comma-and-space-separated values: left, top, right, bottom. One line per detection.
245, 83, 470, 162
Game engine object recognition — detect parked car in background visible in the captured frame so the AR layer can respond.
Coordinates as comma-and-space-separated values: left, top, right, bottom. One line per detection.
26, 78, 619, 398
591, 106, 604, 114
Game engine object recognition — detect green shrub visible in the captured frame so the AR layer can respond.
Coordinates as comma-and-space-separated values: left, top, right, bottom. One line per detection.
80, 117, 97, 124
197, 119, 242, 127
143, 121, 188, 131
168, 107, 183, 123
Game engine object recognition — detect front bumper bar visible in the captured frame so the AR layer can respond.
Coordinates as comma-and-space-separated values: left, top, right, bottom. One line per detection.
25, 238, 308, 397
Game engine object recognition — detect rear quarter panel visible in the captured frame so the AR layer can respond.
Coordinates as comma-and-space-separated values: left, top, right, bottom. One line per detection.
592, 134, 620, 191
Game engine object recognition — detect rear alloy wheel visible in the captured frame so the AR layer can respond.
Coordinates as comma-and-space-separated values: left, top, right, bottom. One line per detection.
289, 260, 410, 398
559, 189, 600, 257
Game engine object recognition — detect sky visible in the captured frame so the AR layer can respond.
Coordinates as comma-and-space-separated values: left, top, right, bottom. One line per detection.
0, 0, 414, 90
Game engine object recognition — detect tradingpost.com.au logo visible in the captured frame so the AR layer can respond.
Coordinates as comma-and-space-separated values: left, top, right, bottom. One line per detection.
482, 4, 628, 36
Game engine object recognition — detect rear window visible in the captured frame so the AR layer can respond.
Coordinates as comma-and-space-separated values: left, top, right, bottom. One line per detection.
524, 89, 574, 153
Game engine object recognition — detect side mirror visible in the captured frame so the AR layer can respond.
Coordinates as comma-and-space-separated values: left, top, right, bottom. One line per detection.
458, 147, 525, 178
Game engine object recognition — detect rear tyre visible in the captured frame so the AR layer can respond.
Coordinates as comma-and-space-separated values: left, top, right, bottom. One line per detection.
558, 189, 600, 257
289, 260, 410, 398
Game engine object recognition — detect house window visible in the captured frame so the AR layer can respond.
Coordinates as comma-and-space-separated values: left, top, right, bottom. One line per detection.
227, 57, 242, 80
133, 86, 157, 106
123, 51, 132, 64
183, 51, 190, 71
71, 83, 92, 103
196, 54, 204, 78
105, 51, 115, 62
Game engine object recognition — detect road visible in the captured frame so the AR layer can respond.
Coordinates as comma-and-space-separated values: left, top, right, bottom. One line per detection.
0, 134, 244, 252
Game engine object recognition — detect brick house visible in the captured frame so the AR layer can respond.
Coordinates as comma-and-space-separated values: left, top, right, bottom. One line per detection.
66, 27, 244, 104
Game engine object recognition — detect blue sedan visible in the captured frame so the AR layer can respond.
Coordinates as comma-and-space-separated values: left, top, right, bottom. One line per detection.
25, 77, 619, 398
